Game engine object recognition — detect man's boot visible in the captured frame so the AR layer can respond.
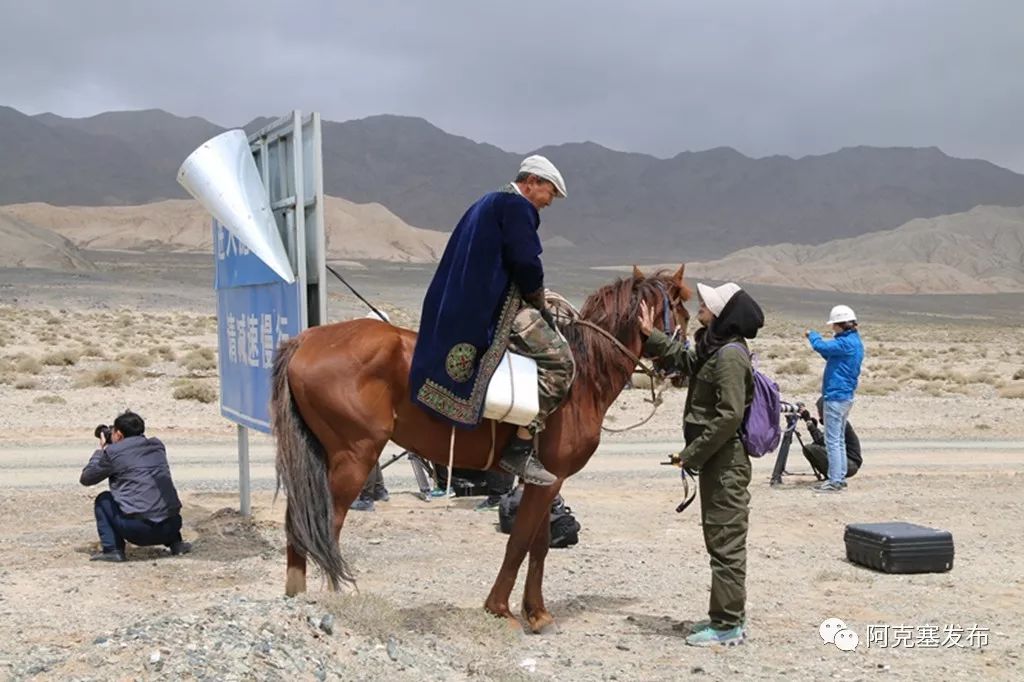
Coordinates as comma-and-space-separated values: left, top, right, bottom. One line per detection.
498, 436, 557, 486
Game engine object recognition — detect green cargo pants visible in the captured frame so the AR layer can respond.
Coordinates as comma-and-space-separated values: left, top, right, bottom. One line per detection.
507, 306, 575, 434
698, 442, 752, 629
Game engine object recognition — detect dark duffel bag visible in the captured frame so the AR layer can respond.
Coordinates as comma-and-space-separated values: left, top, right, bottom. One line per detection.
845, 522, 954, 574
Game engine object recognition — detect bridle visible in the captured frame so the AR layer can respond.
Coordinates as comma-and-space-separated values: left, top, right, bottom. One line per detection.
565, 281, 687, 433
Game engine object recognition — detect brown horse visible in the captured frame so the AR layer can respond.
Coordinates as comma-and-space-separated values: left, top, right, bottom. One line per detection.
270, 264, 691, 632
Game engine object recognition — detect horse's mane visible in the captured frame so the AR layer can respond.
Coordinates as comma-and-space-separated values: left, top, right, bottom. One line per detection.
560, 272, 675, 395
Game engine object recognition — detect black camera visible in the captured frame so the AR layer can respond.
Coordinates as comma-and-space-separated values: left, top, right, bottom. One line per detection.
94, 424, 112, 444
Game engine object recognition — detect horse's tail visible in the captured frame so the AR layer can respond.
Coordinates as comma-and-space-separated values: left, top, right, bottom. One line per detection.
270, 336, 354, 589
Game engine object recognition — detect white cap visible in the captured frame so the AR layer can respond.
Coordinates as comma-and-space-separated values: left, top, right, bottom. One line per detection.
365, 310, 390, 323
696, 282, 742, 317
827, 305, 856, 324
519, 155, 567, 198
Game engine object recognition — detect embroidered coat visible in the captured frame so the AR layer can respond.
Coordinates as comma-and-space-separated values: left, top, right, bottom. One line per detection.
410, 186, 544, 426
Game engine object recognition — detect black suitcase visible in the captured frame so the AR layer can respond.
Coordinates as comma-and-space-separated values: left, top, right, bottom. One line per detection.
844, 522, 954, 574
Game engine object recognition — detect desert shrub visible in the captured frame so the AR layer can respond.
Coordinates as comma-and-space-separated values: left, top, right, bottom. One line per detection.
80, 344, 106, 358
14, 378, 38, 389
41, 349, 81, 366
15, 357, 42, 374
149, 345, 176, 361
119, 352, 153, 368
911, 367, 943, 381
34, 394, 66, 404
857, 379, 900, 396
774, 358, 810, 375
998, 385, 1024, 400
1013, 368, 1024, 381
172, 381, 217, 403
180, 348, 217, 372
75, 364, 135, 388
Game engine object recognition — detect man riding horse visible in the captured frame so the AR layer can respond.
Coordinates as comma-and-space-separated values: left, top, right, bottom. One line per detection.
409, 155, 574, 486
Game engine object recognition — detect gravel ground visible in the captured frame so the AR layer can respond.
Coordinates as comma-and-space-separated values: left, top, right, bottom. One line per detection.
1, 448, 1022, 681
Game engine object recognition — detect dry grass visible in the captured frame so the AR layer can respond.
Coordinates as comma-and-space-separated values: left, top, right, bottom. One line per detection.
74, 364, 137, 388
15, 357, 42, 374
119, 352, 153, 368
33, 394, 66, 404
41, 349, 81, 366
172, 381, 218, 403
773, 358, 811, 375
14, 378, 39, 390
79, 344, 106, 358
1014, 368, 1024, 381
179, 348, 217, 372
857, 379, 900, 396
998, 385, 1024, 400
149, 345, 176, 361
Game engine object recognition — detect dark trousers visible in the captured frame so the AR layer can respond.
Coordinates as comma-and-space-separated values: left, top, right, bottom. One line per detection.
93, 491, 183, 552
699, 445, 752, 630
359, 462, 388, 500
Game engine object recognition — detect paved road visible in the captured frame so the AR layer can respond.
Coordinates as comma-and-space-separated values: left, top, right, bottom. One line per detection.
2, 440, 1022, 489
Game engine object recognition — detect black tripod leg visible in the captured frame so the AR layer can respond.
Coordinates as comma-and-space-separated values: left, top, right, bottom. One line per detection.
770, 416, 798, 486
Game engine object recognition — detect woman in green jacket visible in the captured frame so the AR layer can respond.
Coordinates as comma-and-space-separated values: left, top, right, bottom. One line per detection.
640, 281, 764, 647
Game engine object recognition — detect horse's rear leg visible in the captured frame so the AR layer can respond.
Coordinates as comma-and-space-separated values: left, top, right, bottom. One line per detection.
325, 449, 382, 589
485, 482, 561, 624
286, 543, 307, 596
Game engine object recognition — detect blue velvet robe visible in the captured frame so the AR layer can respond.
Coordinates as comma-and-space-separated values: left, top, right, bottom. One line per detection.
410, 186, 545, 426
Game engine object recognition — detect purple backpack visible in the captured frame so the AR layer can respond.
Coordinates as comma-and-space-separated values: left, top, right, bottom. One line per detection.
723, 343, 782, 457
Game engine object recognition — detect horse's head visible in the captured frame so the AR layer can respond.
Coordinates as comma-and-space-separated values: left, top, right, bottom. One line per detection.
632, 264, 692, 344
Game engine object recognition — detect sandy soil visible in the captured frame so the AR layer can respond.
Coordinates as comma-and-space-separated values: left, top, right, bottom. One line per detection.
2, 256, 1023, 680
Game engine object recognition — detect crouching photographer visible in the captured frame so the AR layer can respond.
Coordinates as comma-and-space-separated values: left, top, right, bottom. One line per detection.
80, 410, 191, 562
798, 398, 861, 479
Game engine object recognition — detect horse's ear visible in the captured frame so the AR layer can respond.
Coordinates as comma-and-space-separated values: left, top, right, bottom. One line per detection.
673, 264, 693, 301
632, 265, 645, 280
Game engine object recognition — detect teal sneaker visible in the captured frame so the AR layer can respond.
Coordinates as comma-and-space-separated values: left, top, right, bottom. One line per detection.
685, 624, 746, 647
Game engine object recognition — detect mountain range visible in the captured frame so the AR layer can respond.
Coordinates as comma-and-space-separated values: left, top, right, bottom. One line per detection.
4, 106, 1024, 259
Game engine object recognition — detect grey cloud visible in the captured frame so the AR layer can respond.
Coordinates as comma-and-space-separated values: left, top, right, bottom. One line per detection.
2, 0, 1022, 170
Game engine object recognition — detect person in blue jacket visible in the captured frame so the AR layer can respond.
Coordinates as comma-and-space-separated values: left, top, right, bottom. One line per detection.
805, 305, 864, 493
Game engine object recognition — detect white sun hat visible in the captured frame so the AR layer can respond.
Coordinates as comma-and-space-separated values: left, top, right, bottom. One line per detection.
696, 282, 742, 317
519, 155, 567, 198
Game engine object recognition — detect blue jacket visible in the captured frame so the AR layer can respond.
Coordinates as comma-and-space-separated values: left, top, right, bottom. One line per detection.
808, 329, 864, 401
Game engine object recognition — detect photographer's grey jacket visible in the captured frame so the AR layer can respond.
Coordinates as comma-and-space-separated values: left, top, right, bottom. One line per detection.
80, 436, 182, 522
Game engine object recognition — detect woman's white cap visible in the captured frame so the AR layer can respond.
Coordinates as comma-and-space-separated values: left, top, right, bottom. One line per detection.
696, 282, 742, 317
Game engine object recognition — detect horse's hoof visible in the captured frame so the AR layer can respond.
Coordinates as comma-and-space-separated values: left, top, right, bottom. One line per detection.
523, 608, 555, 634
484, 601, 520, 627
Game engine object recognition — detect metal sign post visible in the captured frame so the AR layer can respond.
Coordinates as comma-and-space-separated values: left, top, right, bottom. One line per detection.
186, 111, 325, 517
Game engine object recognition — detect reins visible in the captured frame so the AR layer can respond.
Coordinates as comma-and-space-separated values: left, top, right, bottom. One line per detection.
546, 291, 674, 434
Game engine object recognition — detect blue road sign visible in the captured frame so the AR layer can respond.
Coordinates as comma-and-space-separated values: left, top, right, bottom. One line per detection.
214, 221, 301, 432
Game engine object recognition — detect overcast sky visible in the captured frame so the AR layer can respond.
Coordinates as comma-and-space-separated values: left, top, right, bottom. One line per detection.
3, 0, 1023, 171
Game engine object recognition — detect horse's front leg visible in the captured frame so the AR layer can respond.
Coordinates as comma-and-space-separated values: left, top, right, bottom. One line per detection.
484, 482, 562, 625
521, 491, 558, 633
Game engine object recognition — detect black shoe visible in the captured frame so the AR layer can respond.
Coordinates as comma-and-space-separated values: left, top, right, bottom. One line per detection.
90, 549, 127, 563
474, 495, 503, 512
373, 488, 390, 502
349, 496, 375, 512
169, 541, 192, 556
498, 437, 557, 486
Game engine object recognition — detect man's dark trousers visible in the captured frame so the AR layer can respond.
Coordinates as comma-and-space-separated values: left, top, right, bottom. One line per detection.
94, 491, 183, 552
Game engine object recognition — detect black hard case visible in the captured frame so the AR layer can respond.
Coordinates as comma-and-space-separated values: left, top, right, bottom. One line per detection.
844, 522, 954, 574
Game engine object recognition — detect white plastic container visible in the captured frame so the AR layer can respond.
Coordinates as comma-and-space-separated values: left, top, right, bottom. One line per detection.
483, 352, 539, 426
